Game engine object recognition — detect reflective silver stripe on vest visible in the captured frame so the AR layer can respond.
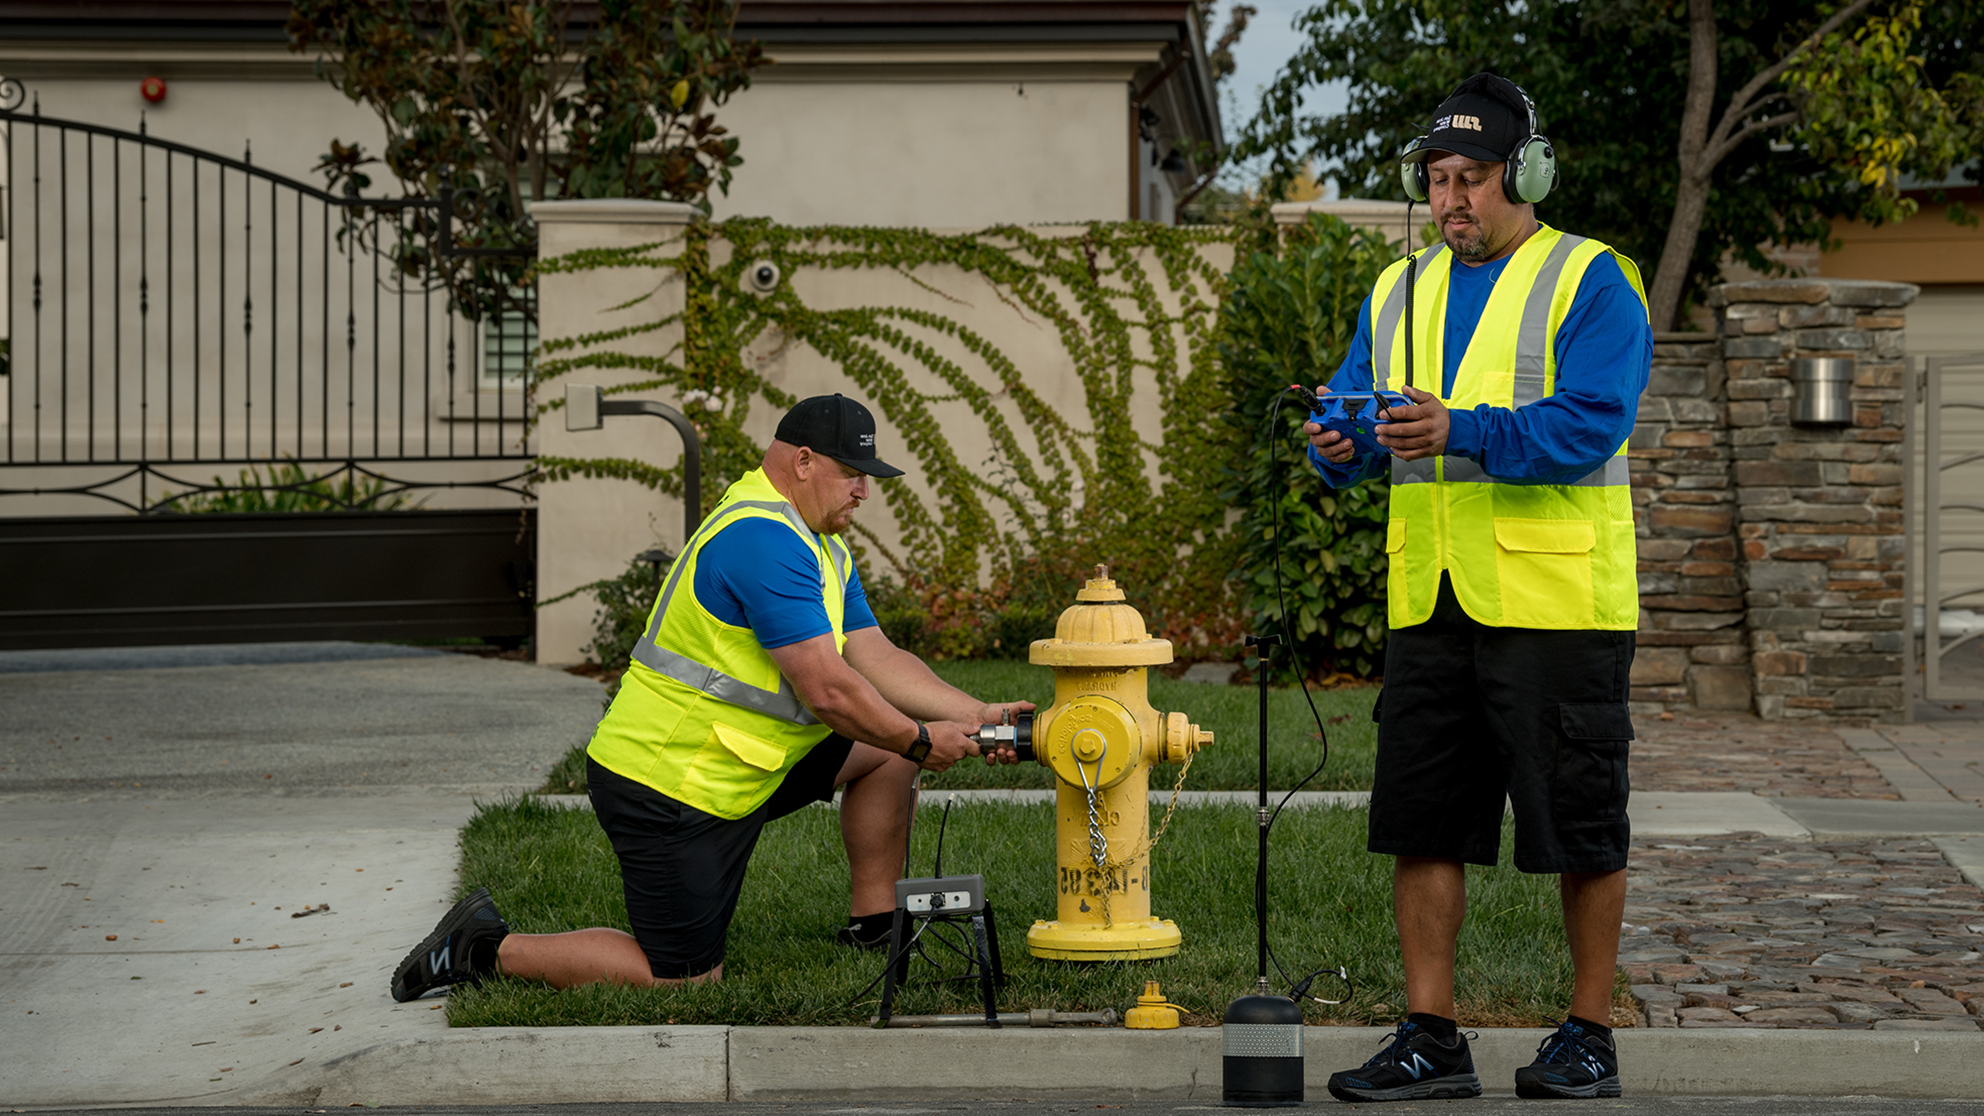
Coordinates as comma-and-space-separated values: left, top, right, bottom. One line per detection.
631, 641, 821, 726
1391, 450, 1627, 487
1391, 457, 1438, 484
1512, 234, 1588, 406
630, 495, 832, 726
1372, 245, 1447, 388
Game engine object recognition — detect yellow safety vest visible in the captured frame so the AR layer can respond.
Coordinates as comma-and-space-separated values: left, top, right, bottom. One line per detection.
1372, 225, 1645, 631
587, 467, 853, 819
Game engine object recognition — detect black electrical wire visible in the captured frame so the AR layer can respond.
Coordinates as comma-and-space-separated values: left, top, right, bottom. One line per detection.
1256, 386, 1357, 1006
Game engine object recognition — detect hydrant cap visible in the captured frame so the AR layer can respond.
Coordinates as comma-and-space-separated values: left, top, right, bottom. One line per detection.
1030, 566, 1173, 667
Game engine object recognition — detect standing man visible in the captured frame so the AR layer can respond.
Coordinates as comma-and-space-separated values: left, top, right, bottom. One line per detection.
391, 394, 1032, 997
1306, 74, 1650, 1102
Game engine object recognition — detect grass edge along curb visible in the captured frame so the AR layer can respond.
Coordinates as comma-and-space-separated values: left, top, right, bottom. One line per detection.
444, 796, 1632, 1029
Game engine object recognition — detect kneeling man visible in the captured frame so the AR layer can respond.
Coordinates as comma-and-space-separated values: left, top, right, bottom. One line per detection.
391, 394, 1029, 996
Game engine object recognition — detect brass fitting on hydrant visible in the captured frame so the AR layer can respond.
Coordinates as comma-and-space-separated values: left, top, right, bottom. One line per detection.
1024, 566, 1214, 962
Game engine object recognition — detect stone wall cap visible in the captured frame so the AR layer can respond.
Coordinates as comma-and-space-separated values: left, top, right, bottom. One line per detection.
1271, 198, 1410, 223
530, 199, 701, 225
1709, 278, 1920, 309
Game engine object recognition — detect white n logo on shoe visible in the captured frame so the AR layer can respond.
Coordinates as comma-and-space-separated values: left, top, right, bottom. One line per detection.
1402, 1052, 1437, 1081
428, 943, 450, 975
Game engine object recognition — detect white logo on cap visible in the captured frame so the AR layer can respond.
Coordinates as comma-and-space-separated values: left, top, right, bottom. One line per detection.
1435, 114, 1484, 132
860, 434, 874, 447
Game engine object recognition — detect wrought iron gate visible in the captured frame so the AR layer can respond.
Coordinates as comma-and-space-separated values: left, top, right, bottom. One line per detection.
0, 84, 541, 650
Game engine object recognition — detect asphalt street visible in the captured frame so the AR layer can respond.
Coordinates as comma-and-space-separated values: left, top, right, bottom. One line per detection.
23, 1100, 1984, 1115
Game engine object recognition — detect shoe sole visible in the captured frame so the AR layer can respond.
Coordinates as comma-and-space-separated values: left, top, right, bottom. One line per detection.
1514, 1075, 1621, 1099
1327, 1073, 1482, 1103
391, 886, 495, 1003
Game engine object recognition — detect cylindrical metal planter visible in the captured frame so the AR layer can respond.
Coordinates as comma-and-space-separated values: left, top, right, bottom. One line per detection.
1791, 357, 1855, 425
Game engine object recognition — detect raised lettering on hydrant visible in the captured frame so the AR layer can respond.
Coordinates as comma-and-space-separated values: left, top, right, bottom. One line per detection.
1024, 565, 1213, 961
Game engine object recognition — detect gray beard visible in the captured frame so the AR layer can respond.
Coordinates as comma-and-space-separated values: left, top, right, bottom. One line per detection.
1446, 226, 1494, 261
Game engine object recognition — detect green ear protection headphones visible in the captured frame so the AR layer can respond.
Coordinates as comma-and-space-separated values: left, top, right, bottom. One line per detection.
1398, 78, 1557, 205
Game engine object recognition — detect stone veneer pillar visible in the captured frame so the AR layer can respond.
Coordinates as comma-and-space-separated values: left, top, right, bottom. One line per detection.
1630, 332, 1748, 713
1631, 278, 1918, 721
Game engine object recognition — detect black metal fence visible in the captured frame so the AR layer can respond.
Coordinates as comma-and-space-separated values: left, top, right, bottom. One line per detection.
0, 82, 537, 512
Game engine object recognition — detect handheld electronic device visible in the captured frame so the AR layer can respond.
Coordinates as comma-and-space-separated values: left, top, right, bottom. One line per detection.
1290, 384, 1410, 458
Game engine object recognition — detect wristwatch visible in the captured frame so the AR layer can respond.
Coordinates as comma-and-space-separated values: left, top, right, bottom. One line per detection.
903, 721, 932, 764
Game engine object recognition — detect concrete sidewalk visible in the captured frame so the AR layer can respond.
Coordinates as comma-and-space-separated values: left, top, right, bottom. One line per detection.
3, 643, 1982, 1108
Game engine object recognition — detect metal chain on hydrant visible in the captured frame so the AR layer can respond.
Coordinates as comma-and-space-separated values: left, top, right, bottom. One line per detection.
1076, 749, 1109, 870
1094, 747, 1196, 930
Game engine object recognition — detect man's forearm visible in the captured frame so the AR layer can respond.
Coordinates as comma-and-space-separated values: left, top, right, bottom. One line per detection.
859, 643, 983, 724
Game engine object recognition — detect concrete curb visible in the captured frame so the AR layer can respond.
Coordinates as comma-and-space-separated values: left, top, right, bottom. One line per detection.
209, 1024, 1984, 1106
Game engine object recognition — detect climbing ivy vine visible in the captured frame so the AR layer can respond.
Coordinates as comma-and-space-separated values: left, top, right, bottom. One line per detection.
531, 218, 1252, 659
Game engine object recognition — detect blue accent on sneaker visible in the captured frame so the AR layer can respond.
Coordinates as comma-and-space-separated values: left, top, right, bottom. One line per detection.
1515, 1017, 1622, 1099
1327, 1021, 1483, 1103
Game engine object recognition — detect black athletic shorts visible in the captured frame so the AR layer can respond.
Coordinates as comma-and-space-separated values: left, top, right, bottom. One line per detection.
1368, 573, 1635, 874
585, 733, 855, 979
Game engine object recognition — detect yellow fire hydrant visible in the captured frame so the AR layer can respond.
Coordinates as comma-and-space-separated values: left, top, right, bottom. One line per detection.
1024, 566, 1213, 961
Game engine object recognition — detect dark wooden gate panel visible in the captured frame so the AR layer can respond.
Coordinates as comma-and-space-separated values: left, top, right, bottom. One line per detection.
0, 509, 535, 650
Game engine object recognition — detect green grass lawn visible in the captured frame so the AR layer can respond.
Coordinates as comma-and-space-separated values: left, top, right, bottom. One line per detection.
540, 660, 1378, 795
444, 795, 1611, 1029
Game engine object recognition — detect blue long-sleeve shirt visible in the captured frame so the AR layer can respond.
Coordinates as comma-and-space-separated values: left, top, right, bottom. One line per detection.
1308, 248, 1652, 487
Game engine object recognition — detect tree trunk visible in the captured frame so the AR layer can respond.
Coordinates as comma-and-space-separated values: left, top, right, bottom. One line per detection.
1648, 0, 1721, 333
1646, 0, 1876, 330
1648, 172, 1713, 332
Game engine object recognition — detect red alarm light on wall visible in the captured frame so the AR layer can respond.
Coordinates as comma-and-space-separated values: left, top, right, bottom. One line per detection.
140, 77, 167, 104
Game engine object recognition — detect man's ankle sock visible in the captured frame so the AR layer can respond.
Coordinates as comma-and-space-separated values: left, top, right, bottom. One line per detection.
1567, 1014, 1613, 1041
1407, 1012, 1458, 1040
470, 930, 508, 975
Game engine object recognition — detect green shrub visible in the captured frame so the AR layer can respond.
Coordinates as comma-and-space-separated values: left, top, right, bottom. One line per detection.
1220, 214, 1398, 679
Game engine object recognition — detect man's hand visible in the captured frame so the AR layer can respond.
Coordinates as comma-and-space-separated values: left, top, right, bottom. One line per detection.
1303, 382, 1358, 463
916, 720, 982, 773
972, 700, 1037, 766
1374, 384, 1450, 460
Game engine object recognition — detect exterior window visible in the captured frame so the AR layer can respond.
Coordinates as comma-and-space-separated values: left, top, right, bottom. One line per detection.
480, 294, 535, 388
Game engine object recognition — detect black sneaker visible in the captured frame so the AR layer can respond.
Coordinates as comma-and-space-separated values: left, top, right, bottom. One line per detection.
835, 914, 895, 952
389, 886, 510, 1003
1326, 1021, 1482, 1102
1514, 1018, 1621, 1099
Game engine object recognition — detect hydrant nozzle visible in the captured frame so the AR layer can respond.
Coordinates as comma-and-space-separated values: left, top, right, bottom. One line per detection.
1023, 569, 1213, 962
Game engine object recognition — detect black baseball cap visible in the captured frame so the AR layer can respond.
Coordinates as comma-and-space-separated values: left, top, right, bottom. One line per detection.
774, 394, 905, 478
1403, 73, 1532, 166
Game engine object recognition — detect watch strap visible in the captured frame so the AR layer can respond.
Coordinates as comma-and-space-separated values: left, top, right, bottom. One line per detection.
903, 721, 932, 764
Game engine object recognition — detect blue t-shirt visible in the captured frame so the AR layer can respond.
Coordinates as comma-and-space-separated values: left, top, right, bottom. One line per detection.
1309, 242, 1652, 487
692, 518, 879, 649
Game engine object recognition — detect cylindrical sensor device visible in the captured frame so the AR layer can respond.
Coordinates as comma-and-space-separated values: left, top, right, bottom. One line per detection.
1222, 994, 1304, 1107
973, 710, 1034, 762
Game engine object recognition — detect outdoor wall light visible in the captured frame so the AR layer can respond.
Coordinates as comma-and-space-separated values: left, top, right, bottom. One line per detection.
1791, 357, 1854, 426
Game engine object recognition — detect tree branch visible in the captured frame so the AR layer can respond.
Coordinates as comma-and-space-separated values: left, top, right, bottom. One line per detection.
1706, 0, 1878, 157
1706, 109, 1803, 168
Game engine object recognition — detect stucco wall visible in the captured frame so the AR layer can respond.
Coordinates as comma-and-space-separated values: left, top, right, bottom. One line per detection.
711, 80, 1130, 226
531, 204, 1234, 664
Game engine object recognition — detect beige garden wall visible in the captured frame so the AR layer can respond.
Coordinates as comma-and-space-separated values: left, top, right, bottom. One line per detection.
531, 202, 1234, 664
